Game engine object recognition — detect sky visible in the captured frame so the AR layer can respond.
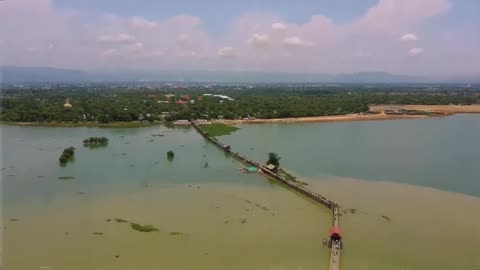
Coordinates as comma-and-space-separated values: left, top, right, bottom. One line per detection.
0, 0, 479, 75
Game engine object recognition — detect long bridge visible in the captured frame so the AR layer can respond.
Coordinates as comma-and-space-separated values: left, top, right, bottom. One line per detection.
191, 121, 343, 269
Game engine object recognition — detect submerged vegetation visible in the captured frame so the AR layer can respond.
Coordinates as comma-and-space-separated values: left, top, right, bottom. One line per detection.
114, 218, 129, 223
200, 123, 240, 137
167, 150, 175, 160
83, 137, 109, 148
130, 223, 159, 232
59, 147, 75, 165
58, 176, 75, 180
278, 169, 309, 186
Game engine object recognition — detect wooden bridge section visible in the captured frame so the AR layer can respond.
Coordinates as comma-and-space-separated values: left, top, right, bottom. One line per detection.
191, 121, 343, 269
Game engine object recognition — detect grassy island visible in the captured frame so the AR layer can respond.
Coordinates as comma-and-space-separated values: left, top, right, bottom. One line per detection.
199, 123, 239, 137
83, 137, 109, 148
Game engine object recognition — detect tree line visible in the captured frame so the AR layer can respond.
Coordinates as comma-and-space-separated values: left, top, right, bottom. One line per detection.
1, 86, 478, 123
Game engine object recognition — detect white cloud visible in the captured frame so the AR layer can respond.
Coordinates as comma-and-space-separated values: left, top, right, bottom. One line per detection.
272, 23, 286, 31
102, 48, 119, 57
151, 50, 164, 57
26, 47, 41, 53
401, 33, 418, 41
98, 33, 136, 44
408, 47, 424, 55
248, 33, 270, 46
131, 16, 158, 30
283, 36, 315, 47
127, 42, 144, 53
358, 0, 451, 31
2, 0, 480, 75
217, 46, 235, 57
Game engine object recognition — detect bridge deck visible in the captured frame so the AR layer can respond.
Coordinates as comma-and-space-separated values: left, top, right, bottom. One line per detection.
330, 205, 341, 270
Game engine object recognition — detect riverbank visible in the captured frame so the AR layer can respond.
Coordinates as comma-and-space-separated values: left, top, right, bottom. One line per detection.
0, 121, 162, 128
3, 105, 480, 127
214, 104, 480, 124
370, 104, 480, 114
213, 113, 429, 124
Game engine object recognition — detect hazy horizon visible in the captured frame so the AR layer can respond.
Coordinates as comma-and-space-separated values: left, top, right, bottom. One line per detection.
1, 0, 479, 76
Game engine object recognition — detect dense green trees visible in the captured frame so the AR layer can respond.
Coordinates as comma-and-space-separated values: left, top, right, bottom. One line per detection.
83, 137, 108, 148
267, 152, 281, 168
1, 85, 478, 123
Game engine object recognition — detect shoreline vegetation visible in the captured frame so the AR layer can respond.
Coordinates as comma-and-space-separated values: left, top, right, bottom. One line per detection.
0, 121, 161, 128
1, 105, 480, 127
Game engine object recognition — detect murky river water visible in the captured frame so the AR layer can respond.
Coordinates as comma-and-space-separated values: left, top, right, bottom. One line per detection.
2, 115, 480, 269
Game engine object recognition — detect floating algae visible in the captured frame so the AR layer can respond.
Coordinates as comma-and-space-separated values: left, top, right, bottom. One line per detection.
130, 223, 159, 232
58, 176, 75, 180
93, 232, 104, 235
381, 215, 392, 221
169, 232, 183, 236
240, 218, 247, 224
114, 218, 129, 223
167, 151, 175, 160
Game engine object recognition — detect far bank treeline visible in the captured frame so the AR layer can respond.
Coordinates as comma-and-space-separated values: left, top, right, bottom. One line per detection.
1, 85, 479, 123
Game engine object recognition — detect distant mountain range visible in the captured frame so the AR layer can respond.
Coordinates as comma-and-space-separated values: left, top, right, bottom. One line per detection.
1, 66, 479, 84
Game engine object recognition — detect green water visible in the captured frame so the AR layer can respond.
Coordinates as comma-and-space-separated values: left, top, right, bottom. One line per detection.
1, 125, 332, 270
2, 115, 480, 270
221, 114, 480, 197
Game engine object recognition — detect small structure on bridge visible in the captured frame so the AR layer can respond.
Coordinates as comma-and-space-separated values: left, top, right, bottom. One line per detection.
328, 226, 344, 249
329, 226, 343, 241
265, 164, 276, 171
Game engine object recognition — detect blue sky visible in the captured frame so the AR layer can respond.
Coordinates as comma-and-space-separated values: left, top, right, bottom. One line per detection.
1, 0, 479, 75
51, 0, 478, 35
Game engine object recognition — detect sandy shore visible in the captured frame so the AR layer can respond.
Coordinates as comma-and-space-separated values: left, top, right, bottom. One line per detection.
370, 104, 480, 114
215, 104, 480, 124
213, 113, 429, 124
